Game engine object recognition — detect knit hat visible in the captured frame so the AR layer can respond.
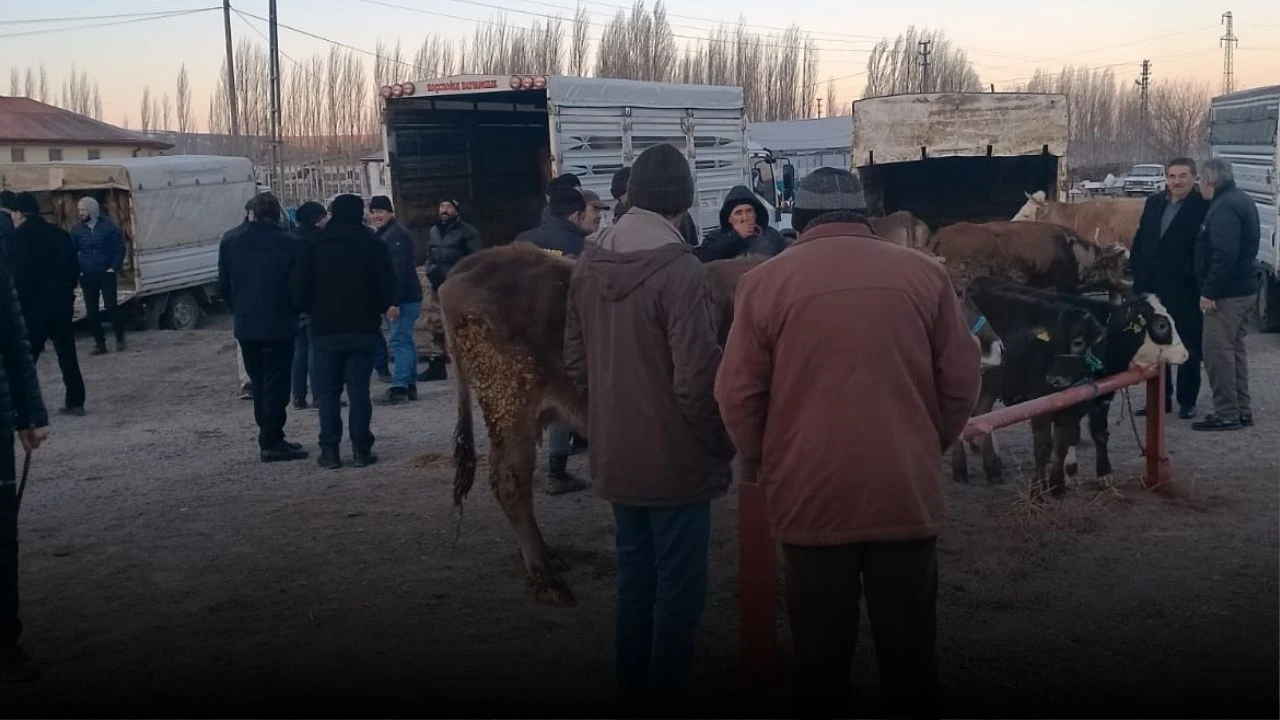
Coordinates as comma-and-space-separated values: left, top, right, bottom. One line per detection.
11, 191, 40, 216
328, 193, 365, 226
792, 167, 867, 215
369, 195, 393, 213
627, 144, 694, 216
610, 167, 631, 200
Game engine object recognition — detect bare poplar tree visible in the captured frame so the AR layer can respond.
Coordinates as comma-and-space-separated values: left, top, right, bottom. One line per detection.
23, 67, 35, 98
863, 26, 981, 98
38, 65, 48, 103
570, 5, 591, 76
176, 65, 193, 139
8, 68, 17, 96
594, 1, 677, 82
160, 93, 172, 132
92, 83, 102, 120
1148, 78, 1211, 160
140, 87, 153, 132
826, 78, 839, 118
414, 34, 456, 78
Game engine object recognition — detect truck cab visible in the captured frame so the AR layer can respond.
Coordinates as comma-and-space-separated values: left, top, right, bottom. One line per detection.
748, 143, 795, 234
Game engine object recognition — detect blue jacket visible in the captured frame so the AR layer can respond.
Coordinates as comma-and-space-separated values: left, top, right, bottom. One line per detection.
377, 219, 423, 305
70, 215, 126, 274
218, 220, 301, 342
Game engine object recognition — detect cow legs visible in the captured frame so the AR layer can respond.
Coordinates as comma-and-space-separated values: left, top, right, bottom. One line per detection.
1088, 397, 1114, 486
1030, 415, 1053, 496
1048, 416, 1081, 496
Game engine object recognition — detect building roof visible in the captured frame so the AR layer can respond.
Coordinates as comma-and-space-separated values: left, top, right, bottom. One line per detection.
0, 96, 173, 149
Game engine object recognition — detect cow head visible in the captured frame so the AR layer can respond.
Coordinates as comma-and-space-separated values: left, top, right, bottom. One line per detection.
1012, 190, 1048, 222
1109, 293, 1189, 369
1077, 242, 1133, 293
1036, 307, 1107, 390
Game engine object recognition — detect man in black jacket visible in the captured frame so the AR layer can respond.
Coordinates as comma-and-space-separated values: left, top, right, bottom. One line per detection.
1192, 157, 1262, 432
1130, 157, 1210, 420
0, 191, 15, 261
218, 192, 308, 462
369, 195, 422, 404
289, 201, 327, 410
0, 259, 50, 682
694, 185, 788, 262
292, 194, 396, 469
225, 198, 255, 400
2, 192, 86, 417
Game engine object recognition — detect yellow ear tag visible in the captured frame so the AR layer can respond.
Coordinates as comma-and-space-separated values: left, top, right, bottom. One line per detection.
1034, 329, 1050, 342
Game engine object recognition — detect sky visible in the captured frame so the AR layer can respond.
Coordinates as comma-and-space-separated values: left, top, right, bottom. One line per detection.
2, 0, 1278, 131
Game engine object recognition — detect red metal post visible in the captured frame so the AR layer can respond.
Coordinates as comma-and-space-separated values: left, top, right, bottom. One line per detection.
961, 366, 1156, 440
1144, 364, 1174, 492
738, 477, 779, 687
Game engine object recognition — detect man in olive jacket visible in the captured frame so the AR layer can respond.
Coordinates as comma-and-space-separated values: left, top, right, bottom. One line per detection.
0, 260, 51, 682
564, 143, 734, 717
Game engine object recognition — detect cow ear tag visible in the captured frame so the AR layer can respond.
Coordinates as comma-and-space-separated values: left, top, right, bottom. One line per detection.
1034, 328, 1050, 342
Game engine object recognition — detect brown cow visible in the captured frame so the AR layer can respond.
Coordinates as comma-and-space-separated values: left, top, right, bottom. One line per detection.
869, 210, 932, 252
1011, 191, 1144, 250
930, 220, 1130, 296
440, 242, 764, 606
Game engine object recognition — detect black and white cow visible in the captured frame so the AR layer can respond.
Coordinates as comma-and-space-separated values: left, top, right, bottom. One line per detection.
955, 278, 1188, 494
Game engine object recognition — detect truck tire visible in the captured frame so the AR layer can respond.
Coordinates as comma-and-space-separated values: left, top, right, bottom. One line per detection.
1255, 271, 1280, 333
163, 291, 201, 331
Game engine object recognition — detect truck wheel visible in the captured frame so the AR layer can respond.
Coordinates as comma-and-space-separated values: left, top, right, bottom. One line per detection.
164, 291, 201, 331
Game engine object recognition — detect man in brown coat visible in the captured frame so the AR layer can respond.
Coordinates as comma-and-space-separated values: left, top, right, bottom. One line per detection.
715, 167, 982, 718
565, 143, 735, 717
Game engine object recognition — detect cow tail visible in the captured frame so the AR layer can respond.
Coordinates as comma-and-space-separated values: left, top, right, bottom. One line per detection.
446, 316, 478, 545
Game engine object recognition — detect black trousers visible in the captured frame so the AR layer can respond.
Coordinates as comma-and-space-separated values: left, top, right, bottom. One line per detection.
1, 435, 20, 648
1164, 297, 1203, 410
782, 537, 940, 719
27, 310, 86, 411
81, 270, 124, 346
312, 334, 376, 452
239, 340, 295, 450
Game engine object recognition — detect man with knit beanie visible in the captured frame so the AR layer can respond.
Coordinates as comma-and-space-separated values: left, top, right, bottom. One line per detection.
609, 164, 701, 245
565, 142, 734, 716
715, 167, 982, 718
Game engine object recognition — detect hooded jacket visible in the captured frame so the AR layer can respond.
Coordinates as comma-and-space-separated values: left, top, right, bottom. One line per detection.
8, 215, 80, 328
69, 198, 126, 273
564, 207, 735, 507
694, 185, 788, 263
1194, 180, 1261, 301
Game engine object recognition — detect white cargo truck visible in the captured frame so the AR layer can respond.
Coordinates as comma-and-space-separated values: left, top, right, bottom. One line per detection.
376, 73, 772, 248
1208, 84, 1280, 332
850, 92, 1070, 230
0, 155, 256, 330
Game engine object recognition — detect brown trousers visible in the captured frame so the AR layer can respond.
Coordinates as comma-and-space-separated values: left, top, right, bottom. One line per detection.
782, 537, 940, 719
414, 272, 448, 361
1201, 295, 1252, 418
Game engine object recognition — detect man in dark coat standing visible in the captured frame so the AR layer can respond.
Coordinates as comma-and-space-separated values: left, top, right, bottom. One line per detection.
1130, 157, 1210, 420
1192, 157, 1262, 432
2, 192, 86, 416
292, 194, 396, 469
0, 258, 50, 682
0, 191, 15, 261
289, 201, 327, 410
69, 197, 127, 354
369, 195, 422, 405
218, 192, 308, 462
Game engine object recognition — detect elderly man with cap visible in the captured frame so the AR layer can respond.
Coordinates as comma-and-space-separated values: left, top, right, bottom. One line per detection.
69, 196, 127, 355
419, 198, 483, 383
565, 142, 735, 715
714, 167, 982, 718
368, 195, 422, 405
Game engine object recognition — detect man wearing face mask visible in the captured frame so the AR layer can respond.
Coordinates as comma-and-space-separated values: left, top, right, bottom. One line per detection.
420, 199, 483, 383
694, 185, 788, 263
69, 197, 127, 354
1129, 157, 1210, 420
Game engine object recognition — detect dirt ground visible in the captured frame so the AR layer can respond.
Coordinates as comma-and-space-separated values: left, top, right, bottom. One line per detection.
6, 315, 1278, 717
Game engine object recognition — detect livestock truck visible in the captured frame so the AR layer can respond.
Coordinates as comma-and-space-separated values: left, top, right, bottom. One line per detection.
376, 73, 778, 249
0, 155, 256, 331
850, 92, 1070, 230
1208, 84, 1280, 332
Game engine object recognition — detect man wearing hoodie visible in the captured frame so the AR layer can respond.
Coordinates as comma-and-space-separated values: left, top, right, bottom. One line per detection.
565, 143, 735, 715
369, 195, 422, 405
3, 192, 86, 417
69, 196, 127, 354
693, 186, 788, 262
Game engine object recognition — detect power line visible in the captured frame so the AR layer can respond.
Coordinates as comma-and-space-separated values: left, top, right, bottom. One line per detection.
990, 47, 1220, 87
981, 24, 1219, 74
0, 7, 218, 39
0, 8, 216, 25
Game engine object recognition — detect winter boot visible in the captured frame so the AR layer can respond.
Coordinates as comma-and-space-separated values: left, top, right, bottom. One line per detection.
261, 442, 309, 463
417, 357, 448, 382
352, 447, 378, 468
317, 446, 342, 469
545, 454, 588, 495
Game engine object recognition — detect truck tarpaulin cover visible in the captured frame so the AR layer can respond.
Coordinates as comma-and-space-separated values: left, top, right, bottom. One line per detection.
548, 75, 744, 110
748, 117, 852, 154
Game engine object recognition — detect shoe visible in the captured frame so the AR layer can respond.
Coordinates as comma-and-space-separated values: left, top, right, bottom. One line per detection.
545, 454, 589, 495
380, 387, 410, 405
1191, 414, 1242, 432
317, 446, 342, 469
91, 344, 108, 356
406, 385, 418, 402
115, 338, 126, 352
417, 357, 448, 382
376, 371, 393, 384
261, 442, 309, 462
570, 433, 589, 454
1178, 405, 1197, 420
352, 448, 378, 468
1240, 413, 1254, 427
292, 398, 309, 411
0, 645, 43, 683
59, 406, 86, 417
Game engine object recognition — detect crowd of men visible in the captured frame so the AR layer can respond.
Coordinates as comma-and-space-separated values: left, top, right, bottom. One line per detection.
0, 144, 1263, 715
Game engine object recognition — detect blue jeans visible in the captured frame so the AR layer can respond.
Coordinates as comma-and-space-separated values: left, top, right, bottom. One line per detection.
312, 334, 376, 452
291, 317, 313, 402
388, 301, 421, 389
613, 501, 712, 715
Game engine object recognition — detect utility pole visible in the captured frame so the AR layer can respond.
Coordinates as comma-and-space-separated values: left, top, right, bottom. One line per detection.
1136, 59, 1151, 161
1221, 11, 1238, 95
816, 97, 823, 119
919, 40, 932, 93
222, 0, 240, 142
268, 0, 283, 199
